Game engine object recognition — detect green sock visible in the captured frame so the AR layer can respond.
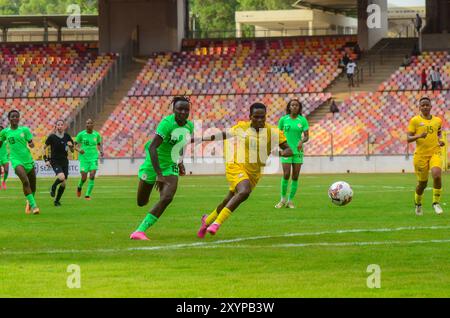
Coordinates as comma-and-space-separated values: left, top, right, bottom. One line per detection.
288, 180, 299, 201
136, 213, 158, 232
86, 179, 95, 197
26, 193, 37, 209
3, 171, 8, 182
78, 179, 86, 189
281, 178, 289, 200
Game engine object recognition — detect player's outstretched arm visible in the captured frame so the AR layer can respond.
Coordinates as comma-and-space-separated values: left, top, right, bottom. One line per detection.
279, 141, 293, 157
192, 130, 233, 144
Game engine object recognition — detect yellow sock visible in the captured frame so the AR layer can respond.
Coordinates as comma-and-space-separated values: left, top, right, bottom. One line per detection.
215, 207, 232, 225
205, 209, 219, 226
415, 192, 423, 205
433, 188, 442, 204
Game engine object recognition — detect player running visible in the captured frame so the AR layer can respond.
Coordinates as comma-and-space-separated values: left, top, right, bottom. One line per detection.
74, 119, 104, 200
130, 96, 194, 240
0, 110, 40, 214
407, 96, 445, 215
42, 120, 75, 206
197, 102, 293, 238
0, 125, 9, 190
275, 99, 309, 209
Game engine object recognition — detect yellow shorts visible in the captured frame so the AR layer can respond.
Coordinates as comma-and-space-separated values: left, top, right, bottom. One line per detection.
225, 163, 260, 192
414, 153, 442, 182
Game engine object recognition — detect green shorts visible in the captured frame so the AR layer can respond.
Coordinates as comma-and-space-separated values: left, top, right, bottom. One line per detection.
80, 160, 99, 173
12, 160, 34, 174
281, 153, 304, 164
138, 163, 179, 184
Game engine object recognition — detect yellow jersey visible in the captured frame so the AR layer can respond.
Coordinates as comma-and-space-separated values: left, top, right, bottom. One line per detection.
408, 115, 442, 156
225, 121, 287, 175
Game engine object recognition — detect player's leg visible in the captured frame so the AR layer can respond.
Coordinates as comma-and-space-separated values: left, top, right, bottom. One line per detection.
287, 163, 302, 208
131, 176, 178, 240
50, 164, 65, 198
137, 179, 154, 207
207, 179, 252, 235
1, 163, 8, 189
198, 191, 234, 238
85, 169, 97, 200
77, 170, 88, 197
430, 153, 443, 214
414, 155, 428, 215
275, 162, 291, 208
16, 165, 38, 214
54, 165, 68, 206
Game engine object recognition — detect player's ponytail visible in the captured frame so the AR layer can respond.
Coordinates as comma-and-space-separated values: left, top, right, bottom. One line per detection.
171, 96, 191, 110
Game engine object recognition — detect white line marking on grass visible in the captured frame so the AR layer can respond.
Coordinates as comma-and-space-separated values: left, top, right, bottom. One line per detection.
2, 225, 450, 255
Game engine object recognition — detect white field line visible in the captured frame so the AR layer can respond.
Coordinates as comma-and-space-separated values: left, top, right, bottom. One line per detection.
1, 225, 450, 255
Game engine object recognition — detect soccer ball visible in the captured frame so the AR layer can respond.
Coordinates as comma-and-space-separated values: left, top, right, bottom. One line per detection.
328, 181, 353, 206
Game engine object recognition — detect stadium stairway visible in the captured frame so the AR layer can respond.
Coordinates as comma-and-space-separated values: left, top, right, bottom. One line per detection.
307, 38, 418, 126
94, 60, 144, 129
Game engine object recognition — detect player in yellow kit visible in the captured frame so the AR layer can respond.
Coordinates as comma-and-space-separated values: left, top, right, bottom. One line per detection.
196, 102, 293, 237
407, 96, 445, 215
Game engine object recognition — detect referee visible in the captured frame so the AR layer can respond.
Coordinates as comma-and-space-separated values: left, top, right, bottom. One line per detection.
43, 120, 74, 206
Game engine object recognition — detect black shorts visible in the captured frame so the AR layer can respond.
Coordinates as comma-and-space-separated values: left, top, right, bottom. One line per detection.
51, 161, 69, 179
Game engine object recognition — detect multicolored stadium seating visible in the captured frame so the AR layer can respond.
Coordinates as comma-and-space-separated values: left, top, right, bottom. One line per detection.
0, 98, 87, 157
379, 51, 449, 91
100, 93, 331, 157
307, 90, 450, 156
128, 36, 356, 96
0, 43, 116, 98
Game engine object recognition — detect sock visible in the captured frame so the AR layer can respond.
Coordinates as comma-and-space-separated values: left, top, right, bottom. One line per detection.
288, 180, 299, 201
26, 193, 37, 209
281, 178, 289, 200
55, 185, 66, 202
3, 171, 7, 182
86, 179, 95, 197
78, 179, 86, 189
136, 213, 158, 232
52, 178, 63, 189
205, 209, 219, 226
215, 207, 232, 225
433, 188, 442, 204
415, 192, 423, 205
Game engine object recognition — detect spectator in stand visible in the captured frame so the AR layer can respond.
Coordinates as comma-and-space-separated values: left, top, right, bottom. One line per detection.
401, 54, 411, 67
420, 69, 428, 90
429, 66, 439, 91
329, 99, 339, 114
436, 68, 443, 90
342, 53, 350, 66
346, 59, 357, 88
414, 13, 422, 36
285, 63, 294, 75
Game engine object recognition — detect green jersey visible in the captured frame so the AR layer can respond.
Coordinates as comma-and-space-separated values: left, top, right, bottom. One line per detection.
0, 135, 7, 162
278, 114, 309, 155
0, 126, 34, 166
75, 130, 102, 161
143, 114, 194, 167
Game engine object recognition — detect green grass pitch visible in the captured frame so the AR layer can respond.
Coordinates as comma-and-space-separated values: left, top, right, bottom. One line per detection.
0, 173, 449, 297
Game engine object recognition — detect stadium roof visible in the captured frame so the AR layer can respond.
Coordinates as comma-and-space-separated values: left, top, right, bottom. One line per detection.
0, 15, 98, 29
292, 0, 357, 16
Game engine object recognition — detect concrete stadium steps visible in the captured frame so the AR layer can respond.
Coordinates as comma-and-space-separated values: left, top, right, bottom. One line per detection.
95, 60, 144, 129
307, 38, 420, 125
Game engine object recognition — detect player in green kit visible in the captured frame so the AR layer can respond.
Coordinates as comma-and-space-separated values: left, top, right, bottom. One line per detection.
0, 110, 40, 214
0, 125, 9, 190
74, 119, 104, 200
130, 96, 194, 240
275, 99, 309, 209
